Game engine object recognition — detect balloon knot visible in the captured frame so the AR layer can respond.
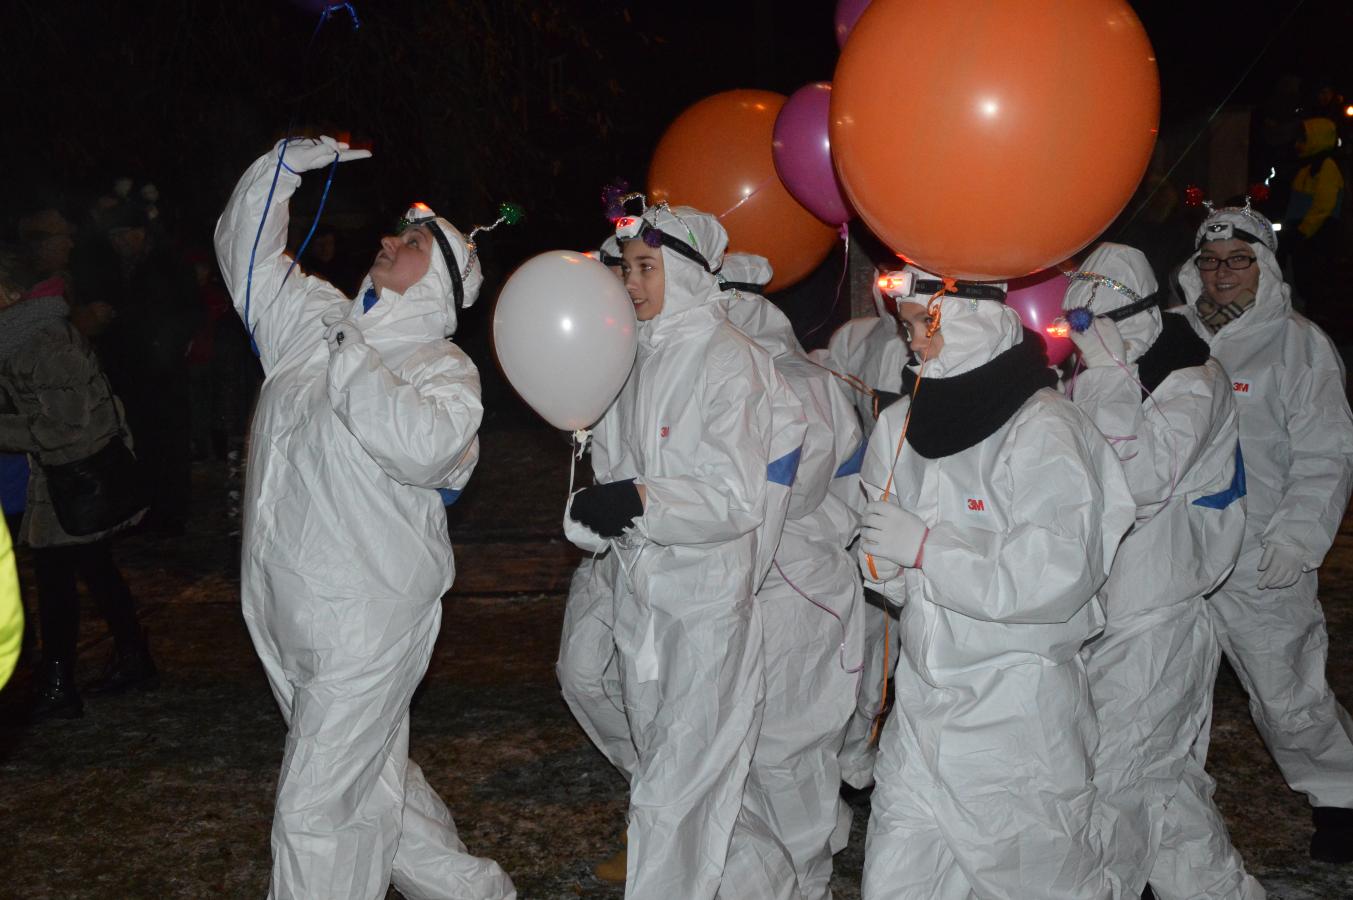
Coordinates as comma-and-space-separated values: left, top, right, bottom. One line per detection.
572, 429, 592, 458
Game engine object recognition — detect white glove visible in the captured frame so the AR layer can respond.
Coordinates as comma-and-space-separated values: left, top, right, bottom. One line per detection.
322, 308, 364, 352
1071, 317, 1127, 368
277, 135, 372, 174
1257, 542, 1305, 590
860, 500, 928, 569
858, 543, 903, 584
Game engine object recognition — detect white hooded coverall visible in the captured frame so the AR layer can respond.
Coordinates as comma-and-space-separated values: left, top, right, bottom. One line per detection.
717, 254, 865, 900
1063, 243, 1261, 899
859, 289, 1134, 900
812, 274, 908, 789
216, 148, 514, 900
564, 206, 806, 899
1175, 208, 1353, 812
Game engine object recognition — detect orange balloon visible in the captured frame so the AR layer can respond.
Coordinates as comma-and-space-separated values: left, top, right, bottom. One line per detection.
831, 0, 1159, 281
649, 90, 839, 292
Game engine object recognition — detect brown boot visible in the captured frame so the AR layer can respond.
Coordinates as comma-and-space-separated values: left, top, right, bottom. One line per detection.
593, 831, 628, 883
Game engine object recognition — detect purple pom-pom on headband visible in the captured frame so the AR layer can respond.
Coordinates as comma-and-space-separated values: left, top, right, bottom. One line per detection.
642, 229, 664, 248
601, 179, 649, 223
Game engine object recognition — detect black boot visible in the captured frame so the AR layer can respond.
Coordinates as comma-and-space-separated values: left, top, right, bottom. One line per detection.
85, 630, 160, 696
1311, 806, 1353, 863
30, 658, 83, 721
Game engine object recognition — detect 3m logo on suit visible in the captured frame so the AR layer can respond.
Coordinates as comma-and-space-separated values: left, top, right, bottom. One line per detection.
1233, 382, 1250, 394
967, 498, 986, 512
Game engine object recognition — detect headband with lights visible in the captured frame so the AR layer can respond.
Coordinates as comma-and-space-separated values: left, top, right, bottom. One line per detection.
397, 200, 523, 311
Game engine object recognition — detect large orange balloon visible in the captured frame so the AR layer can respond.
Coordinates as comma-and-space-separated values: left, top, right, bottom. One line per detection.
831, 0, 1159, 281
649, 90, 839, 292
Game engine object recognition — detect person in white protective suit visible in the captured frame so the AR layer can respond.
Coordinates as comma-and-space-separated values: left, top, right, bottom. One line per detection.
215, 137, 515, 900
1061, 243, 1262, 899
562, 204, 805, 899
556, 232, 636, 884
716, 252, 865, 900
810, 271, 908, 789
856, 266, 1135, 900
1174, 200, 1353, 863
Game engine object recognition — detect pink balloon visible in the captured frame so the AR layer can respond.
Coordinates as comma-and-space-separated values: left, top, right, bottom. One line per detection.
772, 83, 853, 226
835, 0, 872, 48
1006, 269, 1074, 367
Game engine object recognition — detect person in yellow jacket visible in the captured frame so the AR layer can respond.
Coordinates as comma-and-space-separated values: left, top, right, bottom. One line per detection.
1283, 117, 1345, 318
0, 513, 21, 689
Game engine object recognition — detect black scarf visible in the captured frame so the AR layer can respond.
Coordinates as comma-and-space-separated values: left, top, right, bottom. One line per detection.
899, 329, 1056, 459
1135, 312, 1211, 397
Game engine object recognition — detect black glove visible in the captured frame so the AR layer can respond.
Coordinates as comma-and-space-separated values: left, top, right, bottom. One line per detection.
570, 479, 643, 538
872, 390, 903, 419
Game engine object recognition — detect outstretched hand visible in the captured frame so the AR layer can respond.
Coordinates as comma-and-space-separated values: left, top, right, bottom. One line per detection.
277, 135, 372, 174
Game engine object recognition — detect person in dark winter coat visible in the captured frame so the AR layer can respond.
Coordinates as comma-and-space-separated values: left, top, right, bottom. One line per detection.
75, 203, 200, 533
0, 248, 156, 721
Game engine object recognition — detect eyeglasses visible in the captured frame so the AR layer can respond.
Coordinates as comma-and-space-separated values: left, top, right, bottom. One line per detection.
1195, 255, 1256, 272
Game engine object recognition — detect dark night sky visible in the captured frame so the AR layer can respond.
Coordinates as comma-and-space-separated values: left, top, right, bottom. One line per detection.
2, 0, 1349, 310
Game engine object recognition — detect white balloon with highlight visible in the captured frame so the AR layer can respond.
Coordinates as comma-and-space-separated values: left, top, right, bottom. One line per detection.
493, 251, 637, 431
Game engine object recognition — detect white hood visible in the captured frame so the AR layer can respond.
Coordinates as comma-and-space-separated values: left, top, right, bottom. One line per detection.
1063, 242, 1162, 363
360, 212, 483, 339
719, 252, 773, 291
896, 264, 1018, 378
621, 204, 728, 323
1177, 205, 1291, 334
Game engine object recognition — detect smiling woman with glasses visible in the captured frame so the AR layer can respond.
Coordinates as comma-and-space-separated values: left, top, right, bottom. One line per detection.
1173, 199, 1353, 871
1192, 239, 1261, 319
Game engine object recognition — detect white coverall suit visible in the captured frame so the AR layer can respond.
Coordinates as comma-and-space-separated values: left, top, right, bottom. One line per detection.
717, 254, 865, 900
858, 289, 1134, 900
1175, 208, 1353, 813
1063, 244, 1261, 899
564, 207, 806, 899
812, 274, 907, 789
216, 145, 514, 900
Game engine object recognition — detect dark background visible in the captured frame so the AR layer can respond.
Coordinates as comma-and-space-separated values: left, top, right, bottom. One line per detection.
3, 0, 1350, 363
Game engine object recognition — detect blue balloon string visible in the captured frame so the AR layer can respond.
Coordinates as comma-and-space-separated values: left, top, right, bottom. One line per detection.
240, 3, 360, 359
242, 140, 289, 358
319, 2, 361, 31
279, 151, 340, 293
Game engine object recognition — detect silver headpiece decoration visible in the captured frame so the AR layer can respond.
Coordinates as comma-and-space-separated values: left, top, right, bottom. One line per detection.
1195, 196, 1278, 253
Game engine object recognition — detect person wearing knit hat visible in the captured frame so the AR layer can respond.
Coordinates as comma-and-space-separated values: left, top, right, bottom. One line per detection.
564, 204, 806, 898
716, 253, 866, 899
1175, 200, 1353, 864
856, 267, 1134, 899
215, 137, 514, 900
1061, 243, 1261, 898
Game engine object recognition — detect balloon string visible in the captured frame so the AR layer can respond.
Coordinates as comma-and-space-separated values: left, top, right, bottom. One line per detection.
869, 616, 890, 745
864, 278, 951, 579
1118, 0, 1307, 232
772, 558, 864, 676
806, 358, 897, 430
1066, 331, 1181, 522
800, 228, 852, 342
241, 4, 360, 357
861, 278, 951, 744
714, 174, 777, 220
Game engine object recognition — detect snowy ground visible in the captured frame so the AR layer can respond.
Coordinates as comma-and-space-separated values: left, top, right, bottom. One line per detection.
2, 421, 1352, 898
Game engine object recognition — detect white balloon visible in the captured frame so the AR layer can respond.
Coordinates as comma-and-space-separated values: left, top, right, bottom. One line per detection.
493, 251, 637, 431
